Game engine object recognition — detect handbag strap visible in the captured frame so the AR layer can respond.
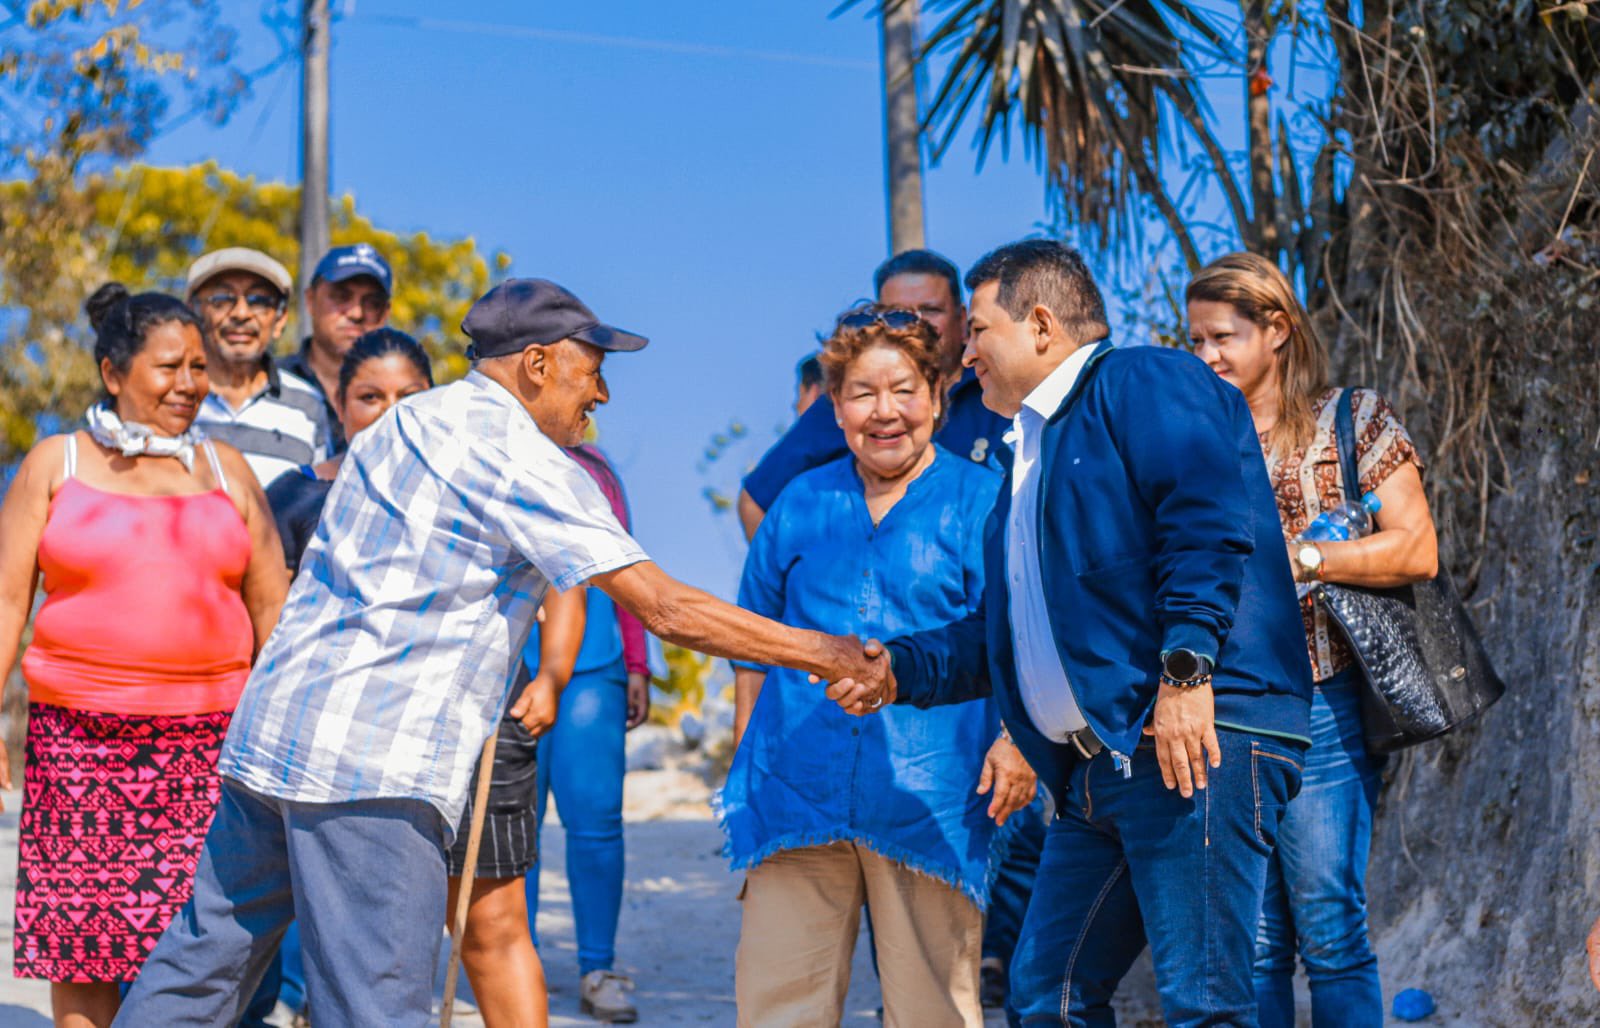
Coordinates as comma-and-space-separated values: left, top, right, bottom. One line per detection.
1335, 387, 1361, 501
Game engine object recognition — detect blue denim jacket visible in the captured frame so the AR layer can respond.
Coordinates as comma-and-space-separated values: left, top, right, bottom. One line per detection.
718, 448, 1003, 906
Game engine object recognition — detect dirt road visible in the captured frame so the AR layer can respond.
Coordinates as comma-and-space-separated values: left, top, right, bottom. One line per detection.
0, 773, 999, 1026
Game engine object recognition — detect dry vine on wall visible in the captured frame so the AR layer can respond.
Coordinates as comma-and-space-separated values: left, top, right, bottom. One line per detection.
1323, 2, 1600, 1019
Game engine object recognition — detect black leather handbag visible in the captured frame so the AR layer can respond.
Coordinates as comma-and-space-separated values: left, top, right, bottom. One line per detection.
1310, 389, 1506, 754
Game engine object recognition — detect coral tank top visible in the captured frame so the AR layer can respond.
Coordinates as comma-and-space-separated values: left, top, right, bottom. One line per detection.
22, 437, 254, 716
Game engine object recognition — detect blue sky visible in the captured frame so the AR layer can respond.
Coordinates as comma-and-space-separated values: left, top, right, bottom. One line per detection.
140, 1, 1322, 596
142, 0, 1060, 595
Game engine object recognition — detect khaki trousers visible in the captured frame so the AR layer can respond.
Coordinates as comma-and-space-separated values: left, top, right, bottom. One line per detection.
735, 841, 983, 1028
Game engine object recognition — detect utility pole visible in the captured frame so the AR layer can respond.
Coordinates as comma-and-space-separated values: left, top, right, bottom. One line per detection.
298, 0, 331, 326
879, 0, 926, 256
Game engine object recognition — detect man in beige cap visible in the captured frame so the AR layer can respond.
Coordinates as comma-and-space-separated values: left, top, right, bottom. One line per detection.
185, 247, 332, 489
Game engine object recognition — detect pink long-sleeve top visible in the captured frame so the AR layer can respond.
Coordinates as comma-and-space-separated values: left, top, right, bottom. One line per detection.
568, 444, 650, 675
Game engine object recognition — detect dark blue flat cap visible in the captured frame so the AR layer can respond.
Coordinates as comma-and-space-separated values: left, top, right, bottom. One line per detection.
461, 278, 648, 359
312, 243, 393, 294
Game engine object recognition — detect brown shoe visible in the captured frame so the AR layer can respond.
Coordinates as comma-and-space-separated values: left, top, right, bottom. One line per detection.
579, 970, 638, 1024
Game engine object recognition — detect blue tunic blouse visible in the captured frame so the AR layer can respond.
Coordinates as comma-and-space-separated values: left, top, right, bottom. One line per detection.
718, 446, 1003, 906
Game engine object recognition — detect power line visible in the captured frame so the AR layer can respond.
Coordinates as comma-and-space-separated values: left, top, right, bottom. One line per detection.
357, 12, 876, 72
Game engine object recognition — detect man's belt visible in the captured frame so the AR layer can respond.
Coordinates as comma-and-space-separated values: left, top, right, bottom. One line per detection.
1065, 726, 1103, 760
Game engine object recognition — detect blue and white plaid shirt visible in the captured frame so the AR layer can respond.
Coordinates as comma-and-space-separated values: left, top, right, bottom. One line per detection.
219, 371, 647, 832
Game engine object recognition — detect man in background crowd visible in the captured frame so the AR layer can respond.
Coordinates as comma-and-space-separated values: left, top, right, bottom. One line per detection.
279, 242, 393, 451
793, 351, 823, 416
185, 247, 332, 489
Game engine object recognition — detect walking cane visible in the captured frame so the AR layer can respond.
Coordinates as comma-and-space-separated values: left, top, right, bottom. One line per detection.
441, 729, 500, 1028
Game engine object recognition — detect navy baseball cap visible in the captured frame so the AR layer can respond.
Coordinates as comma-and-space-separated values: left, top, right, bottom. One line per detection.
312, 243, 392, 295
461, 278, 648, 359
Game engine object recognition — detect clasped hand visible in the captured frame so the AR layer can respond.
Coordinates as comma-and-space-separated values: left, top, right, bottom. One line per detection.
811, 636, 896, 715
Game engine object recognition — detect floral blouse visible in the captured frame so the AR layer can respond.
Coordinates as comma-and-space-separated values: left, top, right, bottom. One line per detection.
1261, 388, 1423, 683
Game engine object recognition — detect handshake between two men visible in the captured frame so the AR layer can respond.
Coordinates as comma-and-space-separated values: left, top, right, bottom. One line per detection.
810, 638, 896, 715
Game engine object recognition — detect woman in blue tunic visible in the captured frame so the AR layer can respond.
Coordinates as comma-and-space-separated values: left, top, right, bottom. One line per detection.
719, 306, 1032, 1028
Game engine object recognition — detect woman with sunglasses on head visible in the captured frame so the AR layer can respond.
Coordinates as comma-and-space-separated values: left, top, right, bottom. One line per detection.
719, 305, 1032, 1028
1186, 253, 1438, 1028
0, 284, 288, 1028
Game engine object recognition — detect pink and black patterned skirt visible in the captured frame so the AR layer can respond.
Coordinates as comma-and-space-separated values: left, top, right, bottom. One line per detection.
12, 702, 230, 982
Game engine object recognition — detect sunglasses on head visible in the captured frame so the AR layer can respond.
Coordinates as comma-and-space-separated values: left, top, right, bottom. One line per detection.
838, 308, 924, 331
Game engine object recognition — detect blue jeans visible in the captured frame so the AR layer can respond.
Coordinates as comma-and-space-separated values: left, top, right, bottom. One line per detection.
525, 661, 628, 976
1010, 729, 1304, 1027
1254, 671, 1384, 1027
114, 781, 447, 1028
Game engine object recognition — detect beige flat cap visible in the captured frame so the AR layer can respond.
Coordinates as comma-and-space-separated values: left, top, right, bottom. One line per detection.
185, 247, 293, 298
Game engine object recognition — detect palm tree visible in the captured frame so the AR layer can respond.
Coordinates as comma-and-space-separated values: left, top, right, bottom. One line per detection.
881, 0, 929, 253
915, 1, 1306, 274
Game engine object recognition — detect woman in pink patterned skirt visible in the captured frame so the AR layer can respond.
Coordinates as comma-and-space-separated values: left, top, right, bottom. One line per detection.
0, 283, 288, 1027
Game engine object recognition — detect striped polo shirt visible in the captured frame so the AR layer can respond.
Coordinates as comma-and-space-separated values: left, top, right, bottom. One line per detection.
194, 355, 332, 489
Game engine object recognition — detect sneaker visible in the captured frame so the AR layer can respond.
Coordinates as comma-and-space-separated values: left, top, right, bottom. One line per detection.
980, 956, 1008, 1010
580, 969, 638, 1024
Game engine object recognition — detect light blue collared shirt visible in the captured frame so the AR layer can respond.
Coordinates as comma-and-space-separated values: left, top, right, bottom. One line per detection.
1004, 344, 1099, 742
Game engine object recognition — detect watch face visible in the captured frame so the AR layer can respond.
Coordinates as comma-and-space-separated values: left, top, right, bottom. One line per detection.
1165, 649, 1200, 681
1298, 544, 1323, 570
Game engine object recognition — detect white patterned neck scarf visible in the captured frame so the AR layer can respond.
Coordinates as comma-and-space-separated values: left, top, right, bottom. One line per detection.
85, 401, 202, 471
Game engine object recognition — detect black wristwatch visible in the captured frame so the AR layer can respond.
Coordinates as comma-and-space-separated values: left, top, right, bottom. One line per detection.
1161, 648, 1214, 688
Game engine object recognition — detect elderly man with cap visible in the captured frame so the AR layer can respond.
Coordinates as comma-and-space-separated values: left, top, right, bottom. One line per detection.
185, 247, 333, 489
279, 242, 394, 451
114, 278, 890, 1028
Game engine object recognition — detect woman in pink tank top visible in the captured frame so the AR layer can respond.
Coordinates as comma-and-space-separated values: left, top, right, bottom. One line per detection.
0, 284, 288, 1026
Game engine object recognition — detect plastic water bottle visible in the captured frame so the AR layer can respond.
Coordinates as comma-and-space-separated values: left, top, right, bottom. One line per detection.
1295, 492, 1381, 597
1392, 987, 1435, 1021
1301, 492, 1382, 543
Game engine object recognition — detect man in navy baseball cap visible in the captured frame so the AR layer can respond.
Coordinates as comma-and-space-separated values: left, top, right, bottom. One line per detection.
280, 242, 396, 450
462, 278, 647, 358
461, 278, 647, 445
312, 242, 394, 295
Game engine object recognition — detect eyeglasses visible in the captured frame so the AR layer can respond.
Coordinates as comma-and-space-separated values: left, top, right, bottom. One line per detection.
197, 291, 285, 315
838, 308, 924, 330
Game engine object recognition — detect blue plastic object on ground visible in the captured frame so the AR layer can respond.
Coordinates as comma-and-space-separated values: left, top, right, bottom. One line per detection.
1393, 987, 1436, 1021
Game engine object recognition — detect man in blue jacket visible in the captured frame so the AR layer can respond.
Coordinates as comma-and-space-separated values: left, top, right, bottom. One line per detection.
826, 240, 1313, 1026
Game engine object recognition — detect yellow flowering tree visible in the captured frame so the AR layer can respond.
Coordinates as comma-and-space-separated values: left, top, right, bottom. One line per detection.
0, 162, 508, 461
